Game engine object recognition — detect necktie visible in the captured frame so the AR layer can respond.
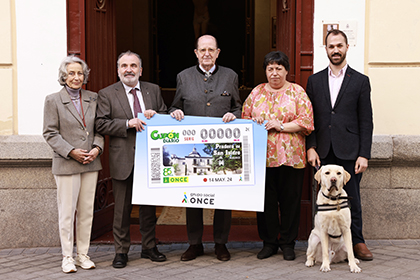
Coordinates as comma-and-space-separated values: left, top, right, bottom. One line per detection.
129, 88, 142, 117
205, 71, 211, 78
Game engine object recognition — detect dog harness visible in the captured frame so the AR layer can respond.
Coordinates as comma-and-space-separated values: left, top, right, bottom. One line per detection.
315, 191, 353, 238
316, 200, 350, 212
316, 195, 351, 239
317, 192, 352, 212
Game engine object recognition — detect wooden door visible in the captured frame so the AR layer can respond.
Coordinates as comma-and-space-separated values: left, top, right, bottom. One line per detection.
277, 0, 314, 239
67, 0, 117, 239
85, 0, 117, 239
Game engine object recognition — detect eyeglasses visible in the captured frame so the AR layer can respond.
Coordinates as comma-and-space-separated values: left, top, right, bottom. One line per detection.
197, 48, 218, 55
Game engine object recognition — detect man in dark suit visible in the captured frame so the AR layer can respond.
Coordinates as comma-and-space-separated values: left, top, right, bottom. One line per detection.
306, 30, 374, 261
96, 51, 168, 268
169, 35, 242, 261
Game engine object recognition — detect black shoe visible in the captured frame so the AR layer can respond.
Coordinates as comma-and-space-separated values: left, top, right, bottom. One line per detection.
282, 247, 295, 261
181, 244, 204, 261
112, 253, 128, 268
141, 247, 167, 262
215, 243, 231, 261
257, 246, 277, 259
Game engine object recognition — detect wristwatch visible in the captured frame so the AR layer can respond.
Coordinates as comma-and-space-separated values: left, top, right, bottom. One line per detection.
280, 123, 284, 131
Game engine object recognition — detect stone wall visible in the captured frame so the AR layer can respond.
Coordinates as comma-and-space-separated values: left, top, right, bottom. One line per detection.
361, 135, 420, 239
0, 135, 419, 248
0, 136, 59, 249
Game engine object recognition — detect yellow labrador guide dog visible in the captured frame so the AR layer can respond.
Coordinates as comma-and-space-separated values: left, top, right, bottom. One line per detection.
305, 165, 361, 273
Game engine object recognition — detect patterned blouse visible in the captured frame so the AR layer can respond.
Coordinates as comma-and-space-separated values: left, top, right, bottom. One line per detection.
242, 83, 314, 169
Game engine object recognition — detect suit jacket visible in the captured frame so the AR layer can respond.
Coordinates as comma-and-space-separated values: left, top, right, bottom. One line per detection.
306, 66, 373, 161
169, 65, 242, 118
96, 81, 167, 180
43, 87, 104, 175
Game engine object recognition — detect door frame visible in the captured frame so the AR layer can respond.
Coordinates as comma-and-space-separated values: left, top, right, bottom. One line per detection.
277, 0, 314, 239
66, 0, 315, 241
67, 0, 116, 240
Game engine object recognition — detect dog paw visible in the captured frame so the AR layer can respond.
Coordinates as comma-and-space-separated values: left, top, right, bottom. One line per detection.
320, 264, 331, 272
305, 260, 315, 267
350, 264, 362, 273
355, 258, 360, 264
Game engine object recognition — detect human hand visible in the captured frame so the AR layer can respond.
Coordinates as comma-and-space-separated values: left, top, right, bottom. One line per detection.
355, 156, 368, 174
82, 147, 100, 164
307, 148, 321, 168
265, 119, 282, 131
69, 148, 90, 164
222, 112, 237, 123
144, 109, 157, 119
170, 109, 184, 121
128, 118, 147, 131
252, 116, 265, 125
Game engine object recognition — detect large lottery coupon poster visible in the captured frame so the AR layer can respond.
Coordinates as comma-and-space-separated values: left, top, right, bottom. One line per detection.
132, 114, 267, 211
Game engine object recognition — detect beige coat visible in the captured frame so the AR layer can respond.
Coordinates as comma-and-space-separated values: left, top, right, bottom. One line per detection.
43, 87, 103, 175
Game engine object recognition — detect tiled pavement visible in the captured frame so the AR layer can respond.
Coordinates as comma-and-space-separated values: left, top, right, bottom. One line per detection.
1, 240, 420, 279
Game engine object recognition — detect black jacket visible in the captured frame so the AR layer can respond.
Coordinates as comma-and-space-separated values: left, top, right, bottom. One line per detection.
306, 66, 373, 160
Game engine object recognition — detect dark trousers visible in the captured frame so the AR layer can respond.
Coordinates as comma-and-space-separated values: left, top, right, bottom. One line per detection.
186, 208, 231, 245
257, 166, 304, 249
112, 171, 157, 253
321, 147, 365, 245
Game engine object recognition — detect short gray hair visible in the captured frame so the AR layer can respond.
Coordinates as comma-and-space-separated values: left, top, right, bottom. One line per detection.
58, 55, 90, 86
117, 50, 142, 69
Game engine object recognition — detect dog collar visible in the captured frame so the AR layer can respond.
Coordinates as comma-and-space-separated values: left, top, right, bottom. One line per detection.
321, 192, 352, 201
316, 201, 350, 212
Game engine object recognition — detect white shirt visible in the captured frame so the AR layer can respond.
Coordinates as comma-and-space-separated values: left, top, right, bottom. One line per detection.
121, 81, 146, 116
328, 64, 348, 108
199, 64, 216, 75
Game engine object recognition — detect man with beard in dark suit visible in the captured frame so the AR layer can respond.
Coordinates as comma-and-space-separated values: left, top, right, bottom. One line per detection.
306, 30, 374, 261
96, 51, 167, 268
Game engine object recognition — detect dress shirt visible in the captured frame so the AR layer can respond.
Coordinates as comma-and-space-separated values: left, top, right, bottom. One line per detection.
199, 64, 216, 76
328, 64, 348, 107
121, 81, 146, 116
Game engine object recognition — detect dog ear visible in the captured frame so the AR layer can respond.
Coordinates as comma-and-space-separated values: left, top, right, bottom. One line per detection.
314, 167, 322, 183
343, 169, 351, 184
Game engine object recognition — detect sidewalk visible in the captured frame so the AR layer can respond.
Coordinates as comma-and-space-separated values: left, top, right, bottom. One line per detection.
1, 240, 420, 279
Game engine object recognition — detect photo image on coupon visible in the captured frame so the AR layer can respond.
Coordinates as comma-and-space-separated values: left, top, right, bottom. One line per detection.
162, 143, 243, 176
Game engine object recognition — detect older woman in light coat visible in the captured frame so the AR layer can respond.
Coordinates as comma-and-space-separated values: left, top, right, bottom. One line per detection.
43, 55, 103, 273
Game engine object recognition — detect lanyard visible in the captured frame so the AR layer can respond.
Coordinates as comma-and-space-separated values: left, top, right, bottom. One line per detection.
79, 94, 86, 128
70, 93, 86, 128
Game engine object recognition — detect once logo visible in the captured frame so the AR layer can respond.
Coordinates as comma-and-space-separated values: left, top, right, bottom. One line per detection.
189, 197, 214, 205
163, 176, 189, 183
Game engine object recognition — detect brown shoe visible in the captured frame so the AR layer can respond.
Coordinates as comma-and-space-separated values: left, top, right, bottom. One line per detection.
181, 244, 204, 261
353, 243, 373, 261
215, 243, 230, 261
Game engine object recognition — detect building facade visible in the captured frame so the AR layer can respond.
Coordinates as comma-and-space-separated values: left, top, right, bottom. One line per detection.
1, 0, 419, 248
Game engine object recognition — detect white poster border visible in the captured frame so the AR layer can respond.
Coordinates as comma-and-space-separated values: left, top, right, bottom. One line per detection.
132, 114, 267, 212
